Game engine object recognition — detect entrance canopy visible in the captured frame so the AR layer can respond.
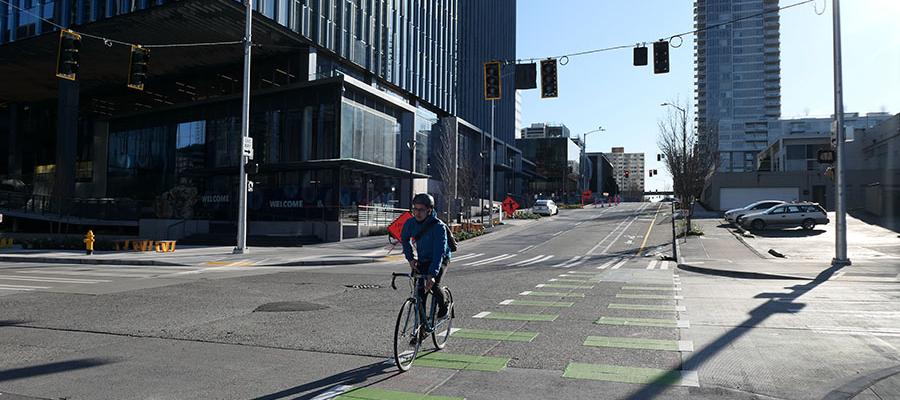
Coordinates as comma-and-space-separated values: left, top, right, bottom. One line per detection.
0, 0, 306, 104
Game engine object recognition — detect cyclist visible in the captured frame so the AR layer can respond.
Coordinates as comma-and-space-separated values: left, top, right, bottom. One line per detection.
401, 193, 452, 343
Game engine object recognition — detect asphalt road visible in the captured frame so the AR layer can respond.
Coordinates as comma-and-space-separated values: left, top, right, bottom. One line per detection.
1, 203, 898, 400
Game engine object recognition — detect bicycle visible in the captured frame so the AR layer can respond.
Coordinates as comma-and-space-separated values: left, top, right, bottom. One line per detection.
390, 271, 455, 371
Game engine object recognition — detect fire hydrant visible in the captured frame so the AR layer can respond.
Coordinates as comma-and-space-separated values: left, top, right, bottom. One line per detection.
84, 230, 95, 255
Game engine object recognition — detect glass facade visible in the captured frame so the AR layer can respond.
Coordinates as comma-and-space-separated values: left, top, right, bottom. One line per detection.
339, 98, 401, 168
516, 137, 581, 203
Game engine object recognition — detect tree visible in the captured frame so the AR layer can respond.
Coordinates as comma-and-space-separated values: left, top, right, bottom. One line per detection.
657, 100, 718, 231
431, 119, 456, 223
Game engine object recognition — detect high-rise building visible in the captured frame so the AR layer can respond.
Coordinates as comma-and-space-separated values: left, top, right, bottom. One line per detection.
605, 147, 644, 200
521, 123, 571, 139
694, 0, 781, 172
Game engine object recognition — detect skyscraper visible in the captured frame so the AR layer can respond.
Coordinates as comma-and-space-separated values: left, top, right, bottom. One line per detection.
694, 0, 781, 172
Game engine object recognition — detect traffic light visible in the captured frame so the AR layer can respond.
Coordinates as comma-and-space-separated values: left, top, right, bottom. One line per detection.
128, 45, 150, 91
649, 170, 653, 177
657, 154, 662, 162
540, 58, 558, 98
484, 61, 501, 100
56, 30, 82, 81
653, 40, 669, 74
633, 45, 648, 66
515, 63, 537, 89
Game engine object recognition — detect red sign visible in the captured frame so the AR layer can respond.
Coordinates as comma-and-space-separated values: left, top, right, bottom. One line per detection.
387, 212, 413, 242
502, 196, 520, 217
582, 189, 592, 199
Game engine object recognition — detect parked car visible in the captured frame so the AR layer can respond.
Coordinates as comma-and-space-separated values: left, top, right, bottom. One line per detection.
532, 199, 558, 216
724, 200, 785, 223
739, 202, 829, 231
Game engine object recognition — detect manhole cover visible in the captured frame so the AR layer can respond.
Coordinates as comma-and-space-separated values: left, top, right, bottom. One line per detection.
254, 301, 329, 312
345, 284, 382, 289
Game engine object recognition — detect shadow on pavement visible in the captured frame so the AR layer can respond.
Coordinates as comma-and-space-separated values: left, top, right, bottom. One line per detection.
251, 360, 399, 400
626, 262, 849, 399
0, 358, 115, 383
0, 320, 30, 327
751, 229, 827, 238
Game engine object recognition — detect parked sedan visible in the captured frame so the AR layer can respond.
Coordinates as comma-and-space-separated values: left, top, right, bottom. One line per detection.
739, 203, 829, 231
532, 199, 558, 216
724, 200, 785, 223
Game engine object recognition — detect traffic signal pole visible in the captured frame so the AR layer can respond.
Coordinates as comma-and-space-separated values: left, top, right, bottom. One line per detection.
234, 0, 252, 254
489, 100, 495, 227
831, 0, 849, 266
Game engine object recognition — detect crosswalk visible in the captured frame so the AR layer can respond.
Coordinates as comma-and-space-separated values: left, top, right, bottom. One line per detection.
0, 265, 221, 295
450, 252, 673, 270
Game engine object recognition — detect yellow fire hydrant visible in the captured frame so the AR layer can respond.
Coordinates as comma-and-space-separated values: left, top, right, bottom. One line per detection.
84, 230, 95, 255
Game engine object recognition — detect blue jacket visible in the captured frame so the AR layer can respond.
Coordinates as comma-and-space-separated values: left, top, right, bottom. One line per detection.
401, 211, 451, 277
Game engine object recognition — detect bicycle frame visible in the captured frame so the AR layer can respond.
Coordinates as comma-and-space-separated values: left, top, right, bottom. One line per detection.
391, 272, 439, 333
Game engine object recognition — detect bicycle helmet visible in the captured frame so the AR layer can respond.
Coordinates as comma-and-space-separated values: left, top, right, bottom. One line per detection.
412, 193, 435, 208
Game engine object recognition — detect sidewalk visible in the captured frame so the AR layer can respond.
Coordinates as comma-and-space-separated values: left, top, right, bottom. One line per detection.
0, 218, 533, 267
677, 217, 900, 281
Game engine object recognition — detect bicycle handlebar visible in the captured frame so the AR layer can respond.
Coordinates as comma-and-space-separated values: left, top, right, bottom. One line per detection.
391, 272, 424, 290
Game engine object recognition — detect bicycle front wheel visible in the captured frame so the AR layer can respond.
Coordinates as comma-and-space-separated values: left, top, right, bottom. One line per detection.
431, 287, 454, 349
393, 298, 420, 371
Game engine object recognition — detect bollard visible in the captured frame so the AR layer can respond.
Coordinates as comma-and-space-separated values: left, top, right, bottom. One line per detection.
84, 230, 96, 255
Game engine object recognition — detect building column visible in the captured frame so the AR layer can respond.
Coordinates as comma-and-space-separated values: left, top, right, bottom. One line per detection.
54, 79, 79, 213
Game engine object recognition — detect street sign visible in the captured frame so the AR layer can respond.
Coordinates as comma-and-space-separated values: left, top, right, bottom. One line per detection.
242, 137, 254, 158
582, 189, 592, 199
388, 212, 413, 242
502, 196, 519, 217
817, 149, 835, 164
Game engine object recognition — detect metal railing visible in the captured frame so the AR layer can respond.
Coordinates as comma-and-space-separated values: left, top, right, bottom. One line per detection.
341, 204, 409, 228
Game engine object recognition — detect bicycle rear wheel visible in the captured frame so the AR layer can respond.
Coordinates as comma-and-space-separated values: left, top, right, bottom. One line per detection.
431, 287, 454, 349
393, 298, 420, 371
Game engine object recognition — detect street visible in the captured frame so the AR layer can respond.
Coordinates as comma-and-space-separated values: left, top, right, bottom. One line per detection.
1, 203, 899, 399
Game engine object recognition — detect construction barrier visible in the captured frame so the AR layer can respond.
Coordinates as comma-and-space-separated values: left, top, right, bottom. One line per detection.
114, 239, 177, 253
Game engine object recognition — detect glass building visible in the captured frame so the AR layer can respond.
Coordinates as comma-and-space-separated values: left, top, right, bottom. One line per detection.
0, 0, 522, 241
694, 0, 781, 172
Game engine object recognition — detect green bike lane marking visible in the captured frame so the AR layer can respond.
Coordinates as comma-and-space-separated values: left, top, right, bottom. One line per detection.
535, 283, 594, 289
335, 387, 465, 400
562, 363, 699, 387
450, 328, 539, 342
583, 335, 694, 352
616, 294, 684, 300
596, 316, 690, 328
608, 303, 687, 312
499, 299, 574, 307
472, 311, 558, 321
414, 351, 510, 372
621, 286, 681, 291
519, 290, 585, 298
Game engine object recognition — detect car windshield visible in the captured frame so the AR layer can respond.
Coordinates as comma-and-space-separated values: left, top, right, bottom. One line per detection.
535, 200, 549, 205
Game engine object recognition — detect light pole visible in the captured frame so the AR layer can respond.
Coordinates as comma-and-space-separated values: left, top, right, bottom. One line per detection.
406, 139, 416, 205
479, 151, 485, 226
233, 0, 253, 254
489, 100, 495, 227
580, 126, 604, 198
831, 0, 850, 266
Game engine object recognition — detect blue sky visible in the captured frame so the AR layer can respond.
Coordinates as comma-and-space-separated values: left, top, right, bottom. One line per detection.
515, 0, 900, 191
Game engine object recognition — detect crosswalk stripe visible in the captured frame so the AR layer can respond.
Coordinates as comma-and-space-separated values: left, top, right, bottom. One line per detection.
660, 261, 670, 270
611, 258, 629, 269
452, 253, 483, 261
491, 254, 518, 264
596, 259, 617, 269
517, 255, 554, 266
509, 255, 545, 266
0, 284, 49, 290
565, 258, 588, 269
647, 260, 657, 270
0, 275, 109, 284
518, 245, 535, 253
464, 254, 509, 266
551, 256, 581, 268
17, 270, 156, 278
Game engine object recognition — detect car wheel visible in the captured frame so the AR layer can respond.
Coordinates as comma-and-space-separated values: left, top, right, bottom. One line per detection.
802, 219, 815, 230
751, 219, 765, 231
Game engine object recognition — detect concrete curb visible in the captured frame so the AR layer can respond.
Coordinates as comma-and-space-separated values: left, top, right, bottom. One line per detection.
676, 262, 809, 280
724, 223, 770, 260
823, 365, 900, 400
0, 256, 187, 267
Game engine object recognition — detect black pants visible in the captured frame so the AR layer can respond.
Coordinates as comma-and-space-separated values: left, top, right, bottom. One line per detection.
416, 259, 446, 325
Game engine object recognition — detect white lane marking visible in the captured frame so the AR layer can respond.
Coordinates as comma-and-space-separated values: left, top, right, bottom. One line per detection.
596, 259, 617, 269
448, 328, 461, 336
601, 216, 639, 255
311, 385, 354, 400
674, 306, 687, 311
611, 258, 629, 269
499, 299, 514, 305
565, 259, 587, 269
551, 256, 581, 268
0, 275, 109, 284
625, 240, 634, 245
451, 253, 483, 261
518, 255, 554, 266
586, 217, 631, 256
830, 271, 847, 280
535, 284, 547, 288
509, 255, 544, 266
490, 254, 519, 264
647, 260, 658, 270
17, 270, 155, 278
519, 291, 533, 295
463, 254, 509, 266
660, 261, 670, 270
0, 284, 48, 291
678, 341, 695, 352
553, 231, 564, 236
518, 245, 535, 253
472, 311, 491, 318
676, 320, 691, 328
674, 295, 684, 300
680, 371, 700, 387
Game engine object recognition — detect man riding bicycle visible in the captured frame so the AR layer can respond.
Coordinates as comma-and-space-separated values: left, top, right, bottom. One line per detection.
401, 193, 452, 342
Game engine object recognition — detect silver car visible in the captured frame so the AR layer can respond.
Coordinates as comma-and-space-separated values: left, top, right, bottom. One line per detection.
739, 203, 830, 231
724, 200, 785, 223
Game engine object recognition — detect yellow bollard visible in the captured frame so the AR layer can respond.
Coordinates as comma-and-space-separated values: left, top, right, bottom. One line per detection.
84, 230, 95, 255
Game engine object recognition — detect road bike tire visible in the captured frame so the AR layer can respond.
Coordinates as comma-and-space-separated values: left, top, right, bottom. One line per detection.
393, 298, 420, 372
431, 287, 454, 349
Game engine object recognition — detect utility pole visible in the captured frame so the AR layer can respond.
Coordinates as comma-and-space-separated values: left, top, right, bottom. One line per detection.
408, 139, 417, 203
233, 0, 252, 254
832, 0, 850, 266
489, 100, 495, 226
